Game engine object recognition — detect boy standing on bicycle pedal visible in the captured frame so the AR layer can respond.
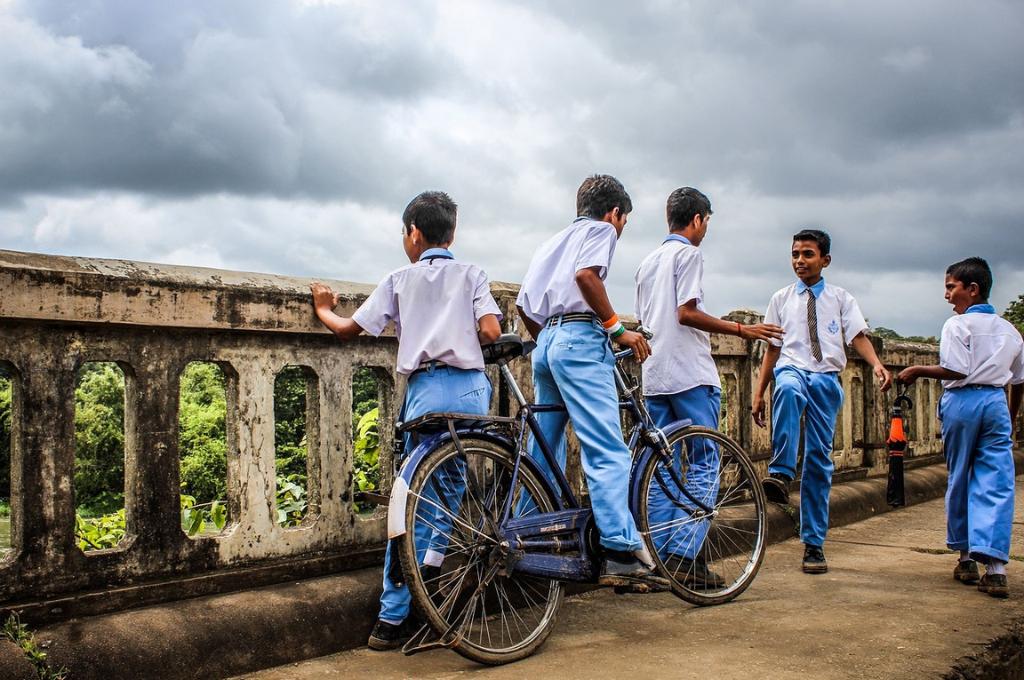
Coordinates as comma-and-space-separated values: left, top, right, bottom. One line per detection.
634, 187, 783, 584
516, 174, 669, 592
752, 229, 892, 574
310, 191, 503, 650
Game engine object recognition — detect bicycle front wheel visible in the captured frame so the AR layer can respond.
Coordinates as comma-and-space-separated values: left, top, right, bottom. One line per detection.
636, 426, 767, 606
399, 436, 564, 665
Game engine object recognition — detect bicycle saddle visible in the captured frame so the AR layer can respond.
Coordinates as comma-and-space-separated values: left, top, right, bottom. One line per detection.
482, 333, 536, 364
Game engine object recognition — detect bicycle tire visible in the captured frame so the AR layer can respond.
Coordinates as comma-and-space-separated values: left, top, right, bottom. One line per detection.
399, 436, 564, 665
635, 426, 767, 606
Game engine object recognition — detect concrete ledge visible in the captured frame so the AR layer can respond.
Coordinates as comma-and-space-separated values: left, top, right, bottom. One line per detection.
17, 459, 1011, 680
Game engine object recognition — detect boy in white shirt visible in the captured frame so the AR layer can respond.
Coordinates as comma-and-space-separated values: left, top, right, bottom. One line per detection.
898, 257, 1024, 598
635, 187, 783, 585
752, 229, 892, 574
517, 174, 668, 592
310, 191, 502, 649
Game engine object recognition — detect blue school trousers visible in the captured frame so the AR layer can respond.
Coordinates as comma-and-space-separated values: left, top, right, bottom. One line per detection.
528, 318, 643, 553
940, 386, 1015, 564
379, 366, 492, 625
769, 365, 844, 548
646, 385, 721, 559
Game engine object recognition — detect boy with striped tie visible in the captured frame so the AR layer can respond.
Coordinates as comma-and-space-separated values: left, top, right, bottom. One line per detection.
752, 229, 892, 573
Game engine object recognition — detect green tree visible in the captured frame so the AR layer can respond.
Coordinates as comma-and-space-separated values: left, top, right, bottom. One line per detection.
274, 367, 309, 480
1004, 294, 1024, 334
178, 363, 228, 502
0, 369, 11, 502
73, 363, 126, 515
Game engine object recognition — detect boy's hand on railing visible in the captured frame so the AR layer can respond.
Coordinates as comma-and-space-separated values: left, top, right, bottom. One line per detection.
751, 395, 767, 428
615, 330, 652, 363
310, 282, 340, 310
739, 323, 784, 342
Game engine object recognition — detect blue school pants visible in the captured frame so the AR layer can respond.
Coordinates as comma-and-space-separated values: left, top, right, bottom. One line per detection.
940, 386, 1015, 564
528, 319, 643, 553
769, 365, 844, 548
646, 385, 721, 559
379, 366, 492, 625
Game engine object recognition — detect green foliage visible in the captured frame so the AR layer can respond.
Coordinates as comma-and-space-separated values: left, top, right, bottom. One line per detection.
180, 494, 227, 535
73, 363, 126, 509
75, 508, 126, 551
0, 369, 10, 502
1005, 294, 1024, 334
352, 368, 381, 512
353, 407, 381, 506
179, 363, 228, 502
277, 474, 308, 526
871, 326, 938, 344
3, 614, 69, 680
274, 367, 309, 484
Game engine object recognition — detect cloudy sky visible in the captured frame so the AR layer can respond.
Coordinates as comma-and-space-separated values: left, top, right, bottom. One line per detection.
1, 0, 1022, 335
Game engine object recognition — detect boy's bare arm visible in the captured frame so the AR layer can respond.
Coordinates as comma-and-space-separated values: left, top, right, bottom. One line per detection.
516, 306, 543, 341
895, 364, 966, 384
851, 332, 893, 391
576, 267, 651, 362
677, 300, 784, 342
751, 344, 781, 428
310, 282, 364, 341
478, 314, 502, 345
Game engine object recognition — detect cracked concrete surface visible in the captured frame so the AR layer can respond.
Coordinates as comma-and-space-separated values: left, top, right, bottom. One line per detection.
238, 478, 1024, 680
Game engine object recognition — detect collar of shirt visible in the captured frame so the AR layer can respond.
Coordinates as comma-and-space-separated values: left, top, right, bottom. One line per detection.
419, 247, 454, 261
663, 234, 692, 246
795, 277, 826, 298
965, 303, 996, 315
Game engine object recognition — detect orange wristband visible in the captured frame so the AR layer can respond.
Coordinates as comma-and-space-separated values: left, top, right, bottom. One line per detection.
736, 322, 742, 336
602, 314, 620, 330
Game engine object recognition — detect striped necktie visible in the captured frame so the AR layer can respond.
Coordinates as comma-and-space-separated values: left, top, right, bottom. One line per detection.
806, 290, 823, 362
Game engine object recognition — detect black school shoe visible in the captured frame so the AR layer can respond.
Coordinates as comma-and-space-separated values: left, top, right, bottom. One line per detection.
762, 473, 791, 504
664, 554, 726, 588
599, 550, 671, 593
977, 573, 1009, 599
802, 545, 828, 574
953, 559, 981, 584
367, 618, 415, 651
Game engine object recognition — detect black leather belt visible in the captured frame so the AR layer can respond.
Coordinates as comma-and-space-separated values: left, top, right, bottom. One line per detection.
410, 360, 448, 376
545, 313, 597, 327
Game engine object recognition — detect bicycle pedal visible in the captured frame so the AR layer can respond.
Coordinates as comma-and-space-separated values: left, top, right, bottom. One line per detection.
610, 582, 662, 595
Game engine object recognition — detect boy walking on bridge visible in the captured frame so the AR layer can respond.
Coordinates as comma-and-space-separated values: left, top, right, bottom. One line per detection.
634, 186, 782, 583
898, 257, 1024, 598
752, 229, 891, 574
310, 191, 503, 649
516, 174, 667, 592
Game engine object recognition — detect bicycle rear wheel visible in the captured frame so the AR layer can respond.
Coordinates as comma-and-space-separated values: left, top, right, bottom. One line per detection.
399, 436, 564, 665
635, 426, 766, 606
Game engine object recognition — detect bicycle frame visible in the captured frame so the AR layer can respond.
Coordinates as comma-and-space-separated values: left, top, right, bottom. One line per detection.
388, 343, 716, 583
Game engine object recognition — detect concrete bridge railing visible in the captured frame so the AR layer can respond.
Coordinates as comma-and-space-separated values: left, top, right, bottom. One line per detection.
0, 248, 1001, 621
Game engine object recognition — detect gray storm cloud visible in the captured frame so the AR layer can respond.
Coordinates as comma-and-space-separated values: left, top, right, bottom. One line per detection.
0, 0, 1022, 335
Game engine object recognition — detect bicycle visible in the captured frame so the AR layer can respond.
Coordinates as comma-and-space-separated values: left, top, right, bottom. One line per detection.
385, 332, 767, 664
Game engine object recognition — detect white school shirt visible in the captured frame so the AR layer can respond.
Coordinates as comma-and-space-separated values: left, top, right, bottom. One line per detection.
516, 217, 618, 325
939, 305, 1024, 389
351, 249, 503, 375
764, 279, 868, 373
634, 235, 721, 395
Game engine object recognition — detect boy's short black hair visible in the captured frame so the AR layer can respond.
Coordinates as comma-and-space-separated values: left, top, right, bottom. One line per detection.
576, 174, 632, 220
666, 187, 712, 231
403, 191, 457, 245
946, 256, 993, 300
792, 228, 831, 256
